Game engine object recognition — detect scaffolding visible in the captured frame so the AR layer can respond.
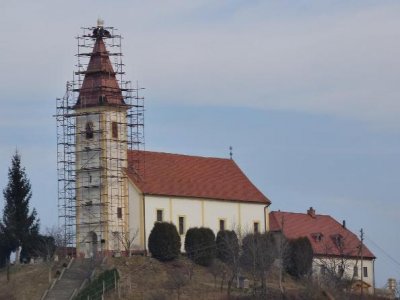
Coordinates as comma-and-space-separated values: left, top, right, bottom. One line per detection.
56, 24, 144, 254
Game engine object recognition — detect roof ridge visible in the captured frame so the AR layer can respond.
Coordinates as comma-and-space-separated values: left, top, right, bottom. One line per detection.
128, 149, 232, 161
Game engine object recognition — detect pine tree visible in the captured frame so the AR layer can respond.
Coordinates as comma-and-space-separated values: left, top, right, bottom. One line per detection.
0, 151, 40, 264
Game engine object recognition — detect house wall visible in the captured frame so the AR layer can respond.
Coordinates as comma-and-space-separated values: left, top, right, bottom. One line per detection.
313, 256, 375, 294
127, 192, 269, 251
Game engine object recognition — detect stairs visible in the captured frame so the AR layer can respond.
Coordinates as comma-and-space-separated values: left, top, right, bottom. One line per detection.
43, 258, 95, 300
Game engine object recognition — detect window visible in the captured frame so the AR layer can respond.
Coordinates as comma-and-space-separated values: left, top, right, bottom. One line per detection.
112, 122, 118, 138
178, 216, 185, 235
253, 222, 259, 234
353, 266, 358, 277
219, 219, 225, 231
85, 122, 94, 139
338, 266, 344, 277
363, 266, 368, 277
320, 265, 326, 275
117, 207, 122, 219
156, 209, 163, 222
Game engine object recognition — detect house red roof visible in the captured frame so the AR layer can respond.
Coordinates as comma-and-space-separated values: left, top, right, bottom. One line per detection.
127, 150, 271, 204
269, 209, 375, 259
74, 26, 125, 109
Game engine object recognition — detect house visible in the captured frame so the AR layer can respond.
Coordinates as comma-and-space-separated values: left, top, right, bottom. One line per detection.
269, 207, 376, 294
70, 21, 271, 258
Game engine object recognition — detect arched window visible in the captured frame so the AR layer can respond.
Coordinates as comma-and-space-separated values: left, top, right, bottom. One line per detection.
85, 121, 94, 139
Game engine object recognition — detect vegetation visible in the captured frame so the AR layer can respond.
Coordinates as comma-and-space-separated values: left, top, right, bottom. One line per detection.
75, 268, 120, 300
285, 237, 314, 278
241, 232, 278, 297
148, 222, 181, 261
184, 227, 216, 266
0, 151, 40, 266
216, 230, 239, 264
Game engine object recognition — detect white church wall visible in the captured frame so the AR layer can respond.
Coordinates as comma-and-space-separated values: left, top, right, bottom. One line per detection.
141, 194, 268, 251
128, 182, 143, 249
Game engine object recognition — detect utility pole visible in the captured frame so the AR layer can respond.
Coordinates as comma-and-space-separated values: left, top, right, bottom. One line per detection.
360, 228, 364, 299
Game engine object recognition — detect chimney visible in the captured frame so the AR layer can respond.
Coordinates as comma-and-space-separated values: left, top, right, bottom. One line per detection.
342, 220, 346, 228
307, 207, 316, 218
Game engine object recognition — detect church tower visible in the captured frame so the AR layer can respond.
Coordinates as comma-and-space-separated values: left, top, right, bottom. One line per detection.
74, 22, 128, 257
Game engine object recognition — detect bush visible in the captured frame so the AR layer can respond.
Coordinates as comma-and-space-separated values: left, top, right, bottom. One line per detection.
148, 222, 181, 261
240, 232, 277, 273
75, 268, 119, 300
184, 227, 216, 266
216, 230, 239, 264
285, 237, 313, 278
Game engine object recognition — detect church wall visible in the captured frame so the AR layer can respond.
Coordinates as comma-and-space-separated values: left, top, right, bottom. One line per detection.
141, 194, 269, 252
128, 182, 143, 249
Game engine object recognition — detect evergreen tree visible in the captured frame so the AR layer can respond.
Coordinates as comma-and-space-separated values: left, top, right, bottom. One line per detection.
0, 151, 40, 263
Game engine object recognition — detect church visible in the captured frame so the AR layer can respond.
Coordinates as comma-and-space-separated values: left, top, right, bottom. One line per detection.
60, 21, 271, 258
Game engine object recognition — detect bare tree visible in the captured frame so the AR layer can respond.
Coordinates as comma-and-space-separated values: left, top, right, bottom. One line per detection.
216, 229, 240, 297
113, 228, 139, 257
315, 232, 360, 294
165, 269, 189, 300
240, 231, 278, 298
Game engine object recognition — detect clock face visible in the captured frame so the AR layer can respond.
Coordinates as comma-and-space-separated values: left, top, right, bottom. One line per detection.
85, 121, 94, 139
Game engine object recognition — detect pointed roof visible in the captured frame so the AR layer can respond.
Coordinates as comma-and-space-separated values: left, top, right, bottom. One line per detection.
74, 26, 125, 109
127, 150, 271, 204
269, 210, 375, 259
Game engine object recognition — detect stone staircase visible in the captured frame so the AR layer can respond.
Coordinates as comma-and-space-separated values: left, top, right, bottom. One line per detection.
42, 258, 95, 300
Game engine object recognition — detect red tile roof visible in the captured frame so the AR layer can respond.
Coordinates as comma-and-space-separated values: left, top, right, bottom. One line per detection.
269, 209, 375, 259
75, 30, 125, 109
127, 150, 271, 204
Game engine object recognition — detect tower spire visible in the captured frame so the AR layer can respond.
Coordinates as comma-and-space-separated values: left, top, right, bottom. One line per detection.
75, 23, 125, 109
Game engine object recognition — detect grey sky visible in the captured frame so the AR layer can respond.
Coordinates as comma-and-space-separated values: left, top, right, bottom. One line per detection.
0, 0, 399, 286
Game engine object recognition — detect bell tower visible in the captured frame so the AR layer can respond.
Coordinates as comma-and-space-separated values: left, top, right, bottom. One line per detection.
57, 20, 145, 258
74, 21, 128, 257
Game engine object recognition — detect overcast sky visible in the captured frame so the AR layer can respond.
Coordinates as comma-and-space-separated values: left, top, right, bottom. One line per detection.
0, 1, 399, 286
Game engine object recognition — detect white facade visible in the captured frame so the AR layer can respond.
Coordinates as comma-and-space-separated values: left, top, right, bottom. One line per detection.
313, 256, 375, 294
75, 106, 128, 257
128, 184, 269, 251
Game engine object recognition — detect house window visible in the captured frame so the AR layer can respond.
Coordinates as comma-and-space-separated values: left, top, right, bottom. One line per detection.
178, 216, 185, 235
253, 222, 259, 234
85, 122, 94, 139
112, 122, 118, 138
353, 266, 358, 277
338, 266, 344, 277
156, 209, 163, 222
363, 266, 368, 277
117, 207, 122, 219
320, 265, 326, 275
219, 219, 225, 231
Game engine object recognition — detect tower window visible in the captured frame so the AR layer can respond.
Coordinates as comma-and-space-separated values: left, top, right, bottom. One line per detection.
178, 216, 185, 235
112, 122, 118, 138
117, 207, 122, 219
85, 122, 94, 139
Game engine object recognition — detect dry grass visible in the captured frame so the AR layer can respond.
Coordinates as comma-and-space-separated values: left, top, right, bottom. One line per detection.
0, 260, 68, 300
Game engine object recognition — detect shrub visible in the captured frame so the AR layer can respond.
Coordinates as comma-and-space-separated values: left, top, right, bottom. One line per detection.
184, 227, 216, 266
240, 232, 277, 273
216, 230, 239, 264
148, 222, 181, 261
285, 237, 313, 278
